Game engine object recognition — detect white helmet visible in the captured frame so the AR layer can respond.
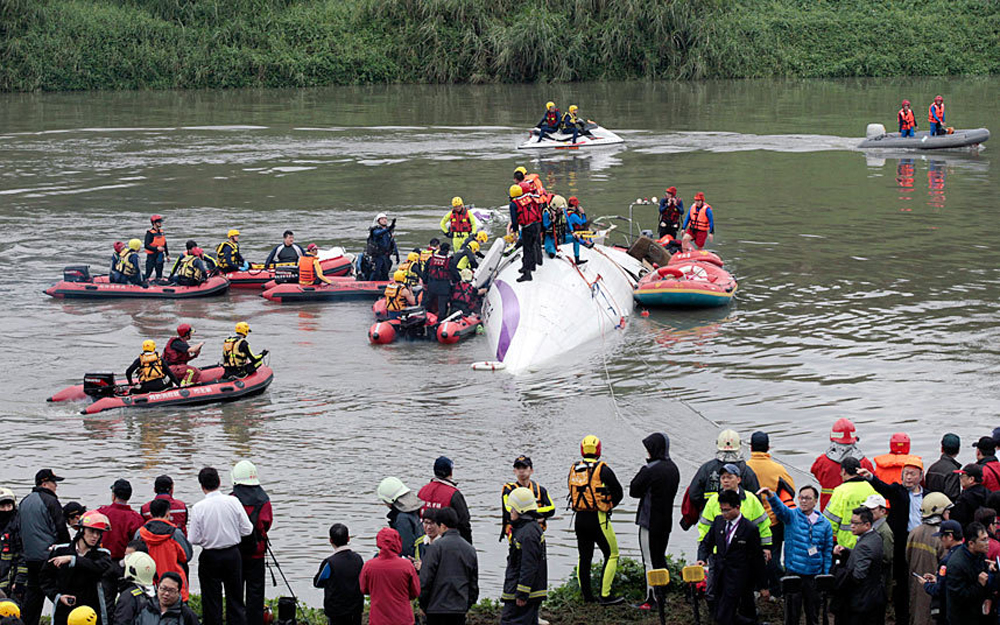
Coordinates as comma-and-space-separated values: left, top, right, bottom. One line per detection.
231, 460, 260, 486
507, 487, 538, 514
717, 429, 741, 452
377, 477, 409, 505
123, 551, 157, 587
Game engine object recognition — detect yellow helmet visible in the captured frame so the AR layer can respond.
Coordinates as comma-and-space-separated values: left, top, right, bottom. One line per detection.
581, 435, 601, 458
392, 270, 407, 283
407, 251, 420, 262
514, 166, 528, 176
569, 105, 579, 113
469, 240, 480, 253
235, 321, 250, 335
128, 238, 142, 251
509, 184, 523, 198
451, 196, 463, 208
507, 487, 538, 514
142, 340, 156, 352
476, 231, 488, 243
68, 606, 98, 625
227, 229, 241, 238
545, 101, 555, 109
0, 601, 21, 618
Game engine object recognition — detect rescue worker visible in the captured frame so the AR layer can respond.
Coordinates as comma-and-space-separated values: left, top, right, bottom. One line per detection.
383, 270, 417, 319
424, 242, 454, 317
697, 464, 773, 562
418, 456, 473, 545
500, 455, 555, 542
822, 457, 876, 548
112, 239, 144, 286
0, 488, 26, 604
114, 551, 156, 625
535, 101, 561, 142
566, 196, 591, 265
508, 185, 542, 282
263, 230, 304, 268
928, 95, 945, 136
453, 238, 482, 272
39, 511, 113, 625
163, 324, 203, 387
223, 322, 267, 379
419, 239, 439, 275
905, 493, 952, 625
398, 250, 424, 288
628, 433, 680, 610
568, 435, 624, 605
745, 431, 795, 596
658, 187, 684, 240
898, 100, 917, 137
500, 488, 547, 625
143, 215, 169, 281
440, 197, 480, 252
169, 247, 208, 286
449, 268, 486, 317
681, 192, 714, 252
542, 195, 569, 259
109, 242, 125, 282
560, 104, 584, 143
297, 244, 333, 287
125, 340, 180, 394
170, 240, 217, 279
811, 418, 876, 510
216, 230, 246, 273
682, 429, 760, 529
230, 461, 272, 625
365, 213, 398, 281
873, 432, 923, 484
513, 167, 531, 194
376, 478, 424, 560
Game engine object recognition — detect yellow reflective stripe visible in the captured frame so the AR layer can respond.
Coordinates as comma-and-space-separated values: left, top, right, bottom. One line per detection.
517, 584, 532, 592
501, 593, 516, 600
529, 590, 548, 598
821, 488, 835, 494
910, 542, 939, 556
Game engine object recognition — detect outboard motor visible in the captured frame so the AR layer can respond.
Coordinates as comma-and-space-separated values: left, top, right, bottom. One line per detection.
63, 265, 91, 282
83, 372, 116, 398
866, 123, 886, 139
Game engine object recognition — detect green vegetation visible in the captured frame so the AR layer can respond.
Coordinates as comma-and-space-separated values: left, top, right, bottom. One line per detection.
4, 0, 997, 91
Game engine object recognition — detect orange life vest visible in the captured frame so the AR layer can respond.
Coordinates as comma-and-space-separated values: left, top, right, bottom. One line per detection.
898, 108, 916, 130
384, 283, 408, 311
688, 203, 712, 233
928, 103, 945, 124
449, 208, 472, 233
138, 352, 166, 383
146, 228, 166, 255
523, 174, 551, 204
512, 195, 541, 226
567, 459, 613, 512
873, 453, 923, 485
298, 255, 316, 285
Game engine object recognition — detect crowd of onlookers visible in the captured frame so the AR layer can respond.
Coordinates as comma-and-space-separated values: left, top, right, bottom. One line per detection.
2, 420, 1000, 625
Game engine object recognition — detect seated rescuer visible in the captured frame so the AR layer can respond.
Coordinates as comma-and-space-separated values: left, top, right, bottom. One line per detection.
384, 270, 417, 319
170, 247, 209, 286
264, 230, 305, 268
216, 229, 246, 273
113, 239, 145, 286
163, 324, 204, 386
126, 340, 181, 394
222, 322, 268, 378
298, 244, 334, 286
561, 105, 584, 143
536, 101, 561, 142
110, 241, 125, 281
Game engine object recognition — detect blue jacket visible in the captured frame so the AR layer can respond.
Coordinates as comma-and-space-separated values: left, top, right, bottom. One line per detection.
767, 493, 832, 575
658, 198, 684, 222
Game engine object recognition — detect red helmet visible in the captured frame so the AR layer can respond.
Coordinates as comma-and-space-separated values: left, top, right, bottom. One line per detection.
934, 95, 943, 102
694, 192, 705, 201
307, 243, 319, 252
830, 418, 858, 444
191, 247, 204, 258
568, 196, 580, 207
666, 186, 677, 195
150, 214, 163, 223
80, 511, 111, 532
113, 241, 125, 254
177, 323, 192, 338
901, 99, 910, 106
890, 432, 911, 454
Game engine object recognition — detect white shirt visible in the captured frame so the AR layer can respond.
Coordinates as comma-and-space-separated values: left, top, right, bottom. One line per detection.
188, 491, 254, 550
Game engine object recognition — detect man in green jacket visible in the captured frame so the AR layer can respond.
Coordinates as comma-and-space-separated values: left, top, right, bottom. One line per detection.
697, 463, 773, 561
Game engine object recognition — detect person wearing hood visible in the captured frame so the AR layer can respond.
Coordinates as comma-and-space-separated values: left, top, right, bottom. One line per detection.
365, 214, 398, 281
628, 433, 679, 610
359, 528, 419, 625
905, 493, 952, 625
20, 469, 71, 625
136, 498, 192, 601
0, 488, 26, 605
418, 457, 473, 545
263, 231, 305, 268
810, 418, 875, 510
500, 488, 547, 625
113, 551, 157, 625
500, 456, 555, 543
229, 461, 272, 625
682, 429, 760, 530
377, 478, 424, 560
745, 431, 795, 596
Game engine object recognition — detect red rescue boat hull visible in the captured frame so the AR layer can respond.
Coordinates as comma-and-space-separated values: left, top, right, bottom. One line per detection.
44, 275, 230, 300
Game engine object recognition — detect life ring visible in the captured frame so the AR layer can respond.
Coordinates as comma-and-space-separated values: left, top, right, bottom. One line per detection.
677, 264, 709, 280
471, 361, 506, 371
656, 266, 683, 279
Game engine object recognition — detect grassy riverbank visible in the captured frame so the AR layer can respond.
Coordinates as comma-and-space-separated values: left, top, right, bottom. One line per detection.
3, 0, 998, 91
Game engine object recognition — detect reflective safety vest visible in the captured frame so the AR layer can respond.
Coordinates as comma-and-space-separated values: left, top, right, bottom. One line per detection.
298, 255, 316, 285
822, 478, 877, 548
698, 488, 773, 547
501, 480, 555, 538
384, 283, 409, 311
176, 255, 204, 282
568, 459, 613, 512
544, 109, 560, 126
426, 254, 451, 282
223, 336, 248, 368
545, 206, 566, 240
449, 209, 472, 234
146, 228, 166, 255
115, 250, 139, 276
561, 112, 579, 128
898, 108, 916, 130
687, 204, 712, 233
513, 195, 541, 226
523, 174, 551, 205
419, 247, 435, 272
216, 240, 240, 270
398, 260, 421, 287
873, 453, 923, 485
450, 281, 477, 309
138, 351, 166, 383
928, 103, 945, 124
163, 337, 193, 366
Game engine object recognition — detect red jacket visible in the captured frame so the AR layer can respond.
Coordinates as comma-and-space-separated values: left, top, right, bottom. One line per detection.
140, 494, 188, 535
139, 519, 190, 601
980, 459, 1000, 492
231, 486, 273, 560
96, 502, 145, 560
811, 454, 875, 510
359, 528, 419, 625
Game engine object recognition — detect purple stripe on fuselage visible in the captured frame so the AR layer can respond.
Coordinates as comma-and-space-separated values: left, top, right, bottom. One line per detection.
495, 279, 520, 361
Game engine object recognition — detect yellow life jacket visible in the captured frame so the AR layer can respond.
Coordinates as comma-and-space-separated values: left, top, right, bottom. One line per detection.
398, 260, 421, 287
177, 254, 205, 282
567, 459, 612, 512
384, 283, 408, 312
138, 351, 166, 383
115, 249, 138, 276
222, 336, 248, 368
216, 240, 240, 270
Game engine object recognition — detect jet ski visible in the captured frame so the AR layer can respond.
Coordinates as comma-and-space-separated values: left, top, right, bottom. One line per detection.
48, 365, 273, 414
45, 269, 229, 300
858, 123, 990, 149
226, 250, 353, 289
480, 242, 644, 374
517, 122, 625, 150
261, 277, 390, 303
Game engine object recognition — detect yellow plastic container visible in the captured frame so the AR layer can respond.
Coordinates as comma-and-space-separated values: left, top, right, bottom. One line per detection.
682, 565, 706, 583
646, 569, 670, 587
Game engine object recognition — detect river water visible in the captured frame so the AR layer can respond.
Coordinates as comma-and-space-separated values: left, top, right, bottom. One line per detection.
1, 78, 998, 603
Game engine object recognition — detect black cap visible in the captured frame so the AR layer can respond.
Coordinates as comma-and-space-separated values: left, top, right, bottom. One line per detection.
750, 431, 769, 450
933, 520, 962, 537
955, 463, 983, 482
111, 478, 132, 499
35, 469, 64, 486
973, 436, 996, 454
433, 456, 454, 478
62, 501, 86, 518
513, 455, 532, 468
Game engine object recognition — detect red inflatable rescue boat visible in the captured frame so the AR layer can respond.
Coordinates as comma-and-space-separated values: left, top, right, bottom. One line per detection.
368, 308, 482, 345
261, 278, 390, 303
634, 260, 737, 308
227, 255, 353, 289
45, 274, 230, 300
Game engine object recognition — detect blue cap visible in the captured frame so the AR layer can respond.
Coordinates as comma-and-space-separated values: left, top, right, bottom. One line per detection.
433, 456, 454, 478
721, 463, 741, 476
933, 520, 962, 537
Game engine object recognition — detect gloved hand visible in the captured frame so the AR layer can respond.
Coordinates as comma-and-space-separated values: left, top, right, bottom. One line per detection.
260, 350, 269, 357
240, 261, 250, 271
395, 254, 400, 263
390, 218, 396, 228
